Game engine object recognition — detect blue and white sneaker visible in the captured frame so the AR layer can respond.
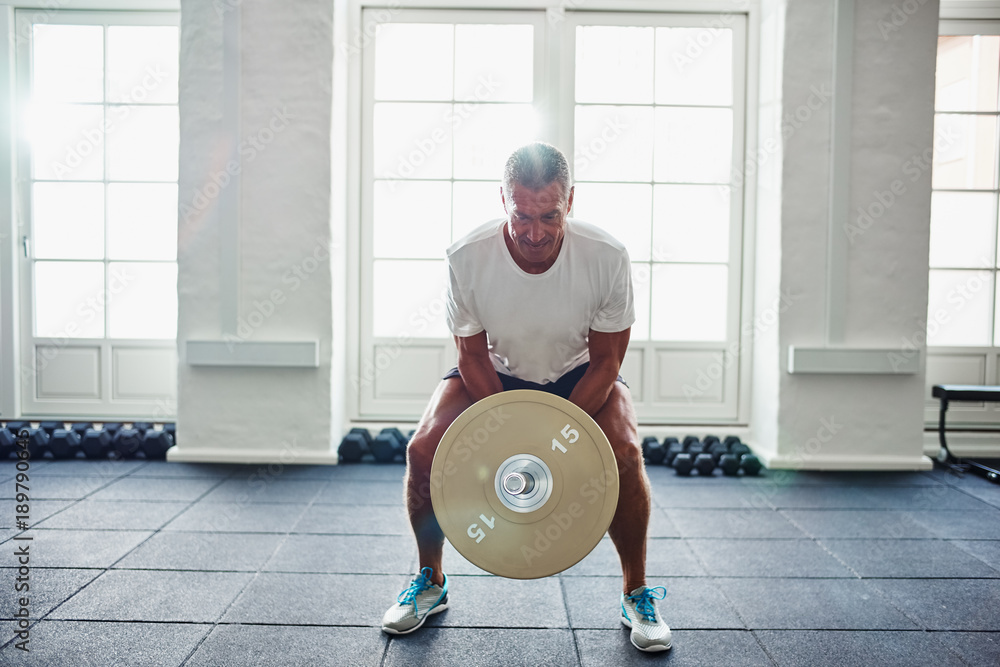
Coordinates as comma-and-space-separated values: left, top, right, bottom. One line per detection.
620, 585, 671, 652
381, 567, 449, 635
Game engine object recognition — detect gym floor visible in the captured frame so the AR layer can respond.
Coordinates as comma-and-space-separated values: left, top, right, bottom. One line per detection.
0, 459, 998, 666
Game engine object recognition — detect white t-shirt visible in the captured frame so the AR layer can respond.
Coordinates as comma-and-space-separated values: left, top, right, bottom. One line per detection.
446, 217, 635, 384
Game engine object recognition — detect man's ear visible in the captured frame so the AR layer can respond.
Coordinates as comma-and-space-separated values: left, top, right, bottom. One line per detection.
500, 185, 509, 215
566, 185, 575, 214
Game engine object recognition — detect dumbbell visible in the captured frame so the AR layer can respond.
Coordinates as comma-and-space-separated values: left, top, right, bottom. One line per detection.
81, 429, 112, 459
703, 435, 721, 449
371, 427, 406, 463
164, 423, 177, 444
0, 429, 16, 458
719, 452, 741, 475
71, 422, 93, 438
6, 421, 30, 436
694, 452, 716, 476
707, 440, 728, 463
338, 428, 371, 463
132, 422, 153, 434
741, 453, 763, 476
141, 430, 174, 459
112, 427, 142, 458
685, 436, 705, 457
39, 421, 64, 437
101, 423, 124, 437
730, 442, 751, 459
723, 435, 743, 450
26, 428, 50, 458
664, 437, 684, 466
642, 436, 666, 465
49, 429, 82, 459
673, 452, 695, 476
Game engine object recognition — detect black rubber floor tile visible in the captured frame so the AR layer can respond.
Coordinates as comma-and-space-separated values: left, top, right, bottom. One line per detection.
325, 463, 407, 482
127, 461, 238, 478
754, 630, 966, 666
222, 572, 403, 625
34, 500, 189, 530
222, 463, 341, 481
562, 576, 744, 630
909, 510, 1000, 539
872, 579, 1000, 630
652, 485, 769, 510
755, 470, 942, 486
819, 539, 999, 578
199, 479, 326, 504
667, 508, 808, 538
0, 568, 99, 619
717, 578, 919, 630
780, 509, 936, 538
950, 540, 1000, 573
1, 500, 73, 528
30, 459, 146, 477
384, 628, 575, 667
263, 534, 413, 574
313, 480, 404, 505
291, 503, 410, 535
648, 507, 680, 537
49, 569, 253, 622
563, 538, 706, 578
936, 631, 1000, 666
87, 477, 221, 502
113, 532, 285, 571
687, 539, 854, 578
862, 486, 996, 511
442, 539, 493, 576
162, 501, 306, 533
2, 476, 111, 500
0, 620, 211, 666
25, 529, 152, 568
576, 629, 771, 666
187, 625, 387, 667
424, 575, 568, 628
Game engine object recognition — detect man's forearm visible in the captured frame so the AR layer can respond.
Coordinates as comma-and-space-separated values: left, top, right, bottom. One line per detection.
568, 361, 619, 417
457, 356, 504, 403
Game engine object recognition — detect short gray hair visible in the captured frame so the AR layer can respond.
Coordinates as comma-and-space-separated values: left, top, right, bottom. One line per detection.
502, 142, 572, 201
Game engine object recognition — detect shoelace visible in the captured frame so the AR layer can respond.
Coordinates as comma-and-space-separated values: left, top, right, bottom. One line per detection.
629, 586, 666, 622
398, 567, 435, 613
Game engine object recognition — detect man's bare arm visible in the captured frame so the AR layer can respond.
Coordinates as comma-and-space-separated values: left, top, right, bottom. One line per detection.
455, 331, 504, 403
568, 328, 630, 417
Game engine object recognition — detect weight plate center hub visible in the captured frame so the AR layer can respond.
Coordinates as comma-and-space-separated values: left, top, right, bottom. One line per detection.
430, 389, 620, 580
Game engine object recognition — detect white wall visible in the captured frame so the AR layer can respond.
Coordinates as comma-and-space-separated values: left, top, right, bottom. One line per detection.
171, 0, 337, 463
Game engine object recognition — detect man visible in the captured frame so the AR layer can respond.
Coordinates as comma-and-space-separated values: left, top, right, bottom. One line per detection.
381, 142, 670, 653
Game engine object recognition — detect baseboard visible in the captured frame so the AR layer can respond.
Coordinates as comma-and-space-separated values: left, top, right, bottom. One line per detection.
923, 431, 1000, 459
759, 452, 933, 471
167, 447, 339, 465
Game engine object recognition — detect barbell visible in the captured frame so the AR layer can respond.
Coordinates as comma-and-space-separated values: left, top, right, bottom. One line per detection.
429, 390, 619, 580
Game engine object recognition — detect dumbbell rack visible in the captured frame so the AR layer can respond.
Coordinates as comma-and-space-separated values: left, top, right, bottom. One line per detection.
642, 434, 764, 477
0, 421, 176, 460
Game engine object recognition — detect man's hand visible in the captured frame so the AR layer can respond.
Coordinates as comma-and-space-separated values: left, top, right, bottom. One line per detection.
456, 332, 504, 403
569, 328, 630, 417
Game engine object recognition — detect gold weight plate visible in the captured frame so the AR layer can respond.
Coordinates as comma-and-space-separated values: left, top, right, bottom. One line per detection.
430, 389, 619, 579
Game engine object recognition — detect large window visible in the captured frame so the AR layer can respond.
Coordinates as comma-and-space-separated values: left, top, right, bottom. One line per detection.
355, 7, 749, 423
16, 11, 179, 418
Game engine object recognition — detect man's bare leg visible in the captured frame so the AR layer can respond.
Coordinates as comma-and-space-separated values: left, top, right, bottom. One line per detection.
594, 383, 651, 595
403, 377, 474, 588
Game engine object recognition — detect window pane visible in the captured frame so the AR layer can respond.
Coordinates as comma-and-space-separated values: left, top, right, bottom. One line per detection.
107, 26, 179, 104
631, 262, 651, 341
106, 106, 179, 181
926, 269, 993, 346
651, 264, 728, 341
653, 185, 730, 263
571, 183, 652, 261
373, 103, 453, 180
574, 105, 653, 182
373, 259, 448, 338
33, 182, 104, 260
373, 180, 451, 258
375, 23, 453, 101
655, 27, 733, 106
29, 104, 104, 181
107, 262, 177, 339
453, 180, 503, 241
928, 191, 995, 268
932, 113, 998, 190
452, 104, 538, 180
654, 107, 733, 184
575, 26, 653, 104
107, 183, 178, 260
455, 24, 533, 102
33, 25, 103, 103
935, 35, 1000, 112
35, 261, 105, 338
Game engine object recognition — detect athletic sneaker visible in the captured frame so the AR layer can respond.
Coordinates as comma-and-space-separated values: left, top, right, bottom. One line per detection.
381, 567, 449, 635
620, 585, 671, 652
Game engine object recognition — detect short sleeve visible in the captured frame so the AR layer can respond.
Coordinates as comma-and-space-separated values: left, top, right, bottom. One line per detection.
446, 257, 485, 337
591, 249, 635, 333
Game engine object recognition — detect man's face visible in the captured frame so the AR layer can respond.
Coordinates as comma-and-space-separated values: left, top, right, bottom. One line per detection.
502, 181, 575, 273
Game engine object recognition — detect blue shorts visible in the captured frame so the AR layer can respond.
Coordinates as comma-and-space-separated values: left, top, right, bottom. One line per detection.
442, 362, 627, 401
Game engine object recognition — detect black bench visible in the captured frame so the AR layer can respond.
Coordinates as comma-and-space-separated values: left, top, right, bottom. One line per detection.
932, 384, 1000, 483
